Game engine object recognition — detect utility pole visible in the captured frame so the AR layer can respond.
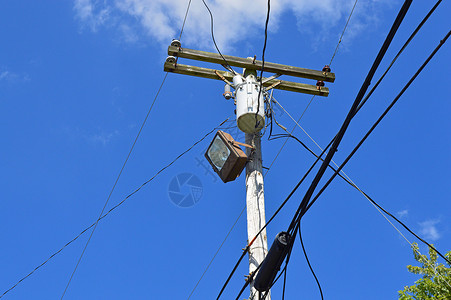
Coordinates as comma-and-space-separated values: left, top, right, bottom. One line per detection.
164, 40, 334, 299
245, 130, 268, 298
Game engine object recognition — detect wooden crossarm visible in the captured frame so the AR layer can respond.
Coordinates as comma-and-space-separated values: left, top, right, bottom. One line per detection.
168, 46, 335, 83
164, 62, 329, 97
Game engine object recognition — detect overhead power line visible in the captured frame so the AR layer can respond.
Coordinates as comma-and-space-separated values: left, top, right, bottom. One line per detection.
298, 226, 323, 300
216, 1, 413, 297
215, 139, 332, 300
329, 0, 359, 66
178, 0, 193, 40
60, 0, 198, 297
185, 2, 272, 298
353, 0, 443, 116
286, 35, 451, 295
255, 0, 271, 129
268, 0, 443, 223
274, 28, 451, 292
197, 0, 445, 298
186, 205, 246, 300
266, 2, 447, 284
300, 28, 451, 263
60, 72, 169, 299
262, 3, 414, 296
201, 0, 237, 75
287, 0, 413, 236
265, 0, 359, 177
0, 117, 230, 299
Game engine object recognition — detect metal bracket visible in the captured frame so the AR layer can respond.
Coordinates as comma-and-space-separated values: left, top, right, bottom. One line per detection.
265, 80, 282, 91
214, 70, 233, 87
229, 140, 255, 150
261, 73, 282, 85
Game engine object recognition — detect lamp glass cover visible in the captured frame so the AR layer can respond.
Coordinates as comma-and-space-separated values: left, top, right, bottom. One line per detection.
207, 135, 230, 171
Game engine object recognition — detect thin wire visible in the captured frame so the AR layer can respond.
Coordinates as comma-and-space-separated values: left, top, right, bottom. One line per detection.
215, 137, 332, 300
270, 132, 451, 288
271, 2, 413, 294
271, 96, 412, 245
270, 0, 445, 254
282, 261, 287, 300
264, 0, 359, 176
186, 204, 246, 299
329, 0, 359, 66
216, 1, 444, 297
264, 95, 314, 177
222, 93, 439, 298
354, 0, 443, 116
288, 0, 413, 234
60, 72, 169, 298
0, 117, 229, 299
189, 118, 278, 299
272, 96, 323, 151
269, 132, 407, 240
264, 0, 359, 174
279, 110, 414, 244
301, 29, 451, 263
201, 0, 237, 75
59, 0, 201, 295
178, 0, 193, 40
281, 235, 297, 300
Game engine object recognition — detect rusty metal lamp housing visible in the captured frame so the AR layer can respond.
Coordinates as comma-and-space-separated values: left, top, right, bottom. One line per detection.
205, 130, 248, 183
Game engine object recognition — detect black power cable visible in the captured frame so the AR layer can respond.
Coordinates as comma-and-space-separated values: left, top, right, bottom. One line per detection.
353, 0, 443, 116
298, 225, 324, 300
283, 29, 451, 300
267, 0, 442, 223
269, 131, 449, 267
267, 0, 444, 202
201, 0, 237, 75
234, 219, 300, 300
215, 140, 331, 300
214, 0, 451, 297
265, 0, 359, 175
255, 0, 271, 129
300, 29, 451, 264
268, 0, 448, 282
287, 0, 412, 234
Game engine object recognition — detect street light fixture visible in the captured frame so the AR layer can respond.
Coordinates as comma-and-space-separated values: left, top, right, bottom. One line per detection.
205, 130, 249, 183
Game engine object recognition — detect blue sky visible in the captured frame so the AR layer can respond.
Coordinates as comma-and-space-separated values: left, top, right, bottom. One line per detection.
1, 0, 450, 299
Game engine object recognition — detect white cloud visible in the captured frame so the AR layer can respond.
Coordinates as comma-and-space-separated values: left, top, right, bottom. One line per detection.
0, 71, 11, 80
88, 130, 120, 145
73, 0, 391, 50
397, 209, 408, 218
0, 69, 30, 83
118, 23, 139, 43
74, 0, 111, 32
419, 220, 441, 242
